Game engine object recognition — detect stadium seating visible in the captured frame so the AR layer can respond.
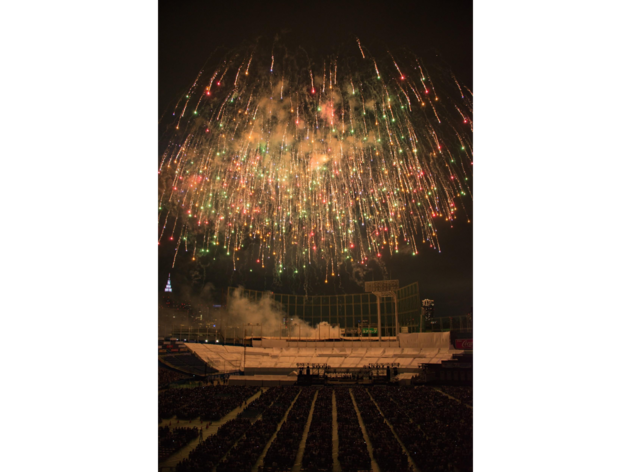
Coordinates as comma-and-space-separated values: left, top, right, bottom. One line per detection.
159, 426, 199, 463
158, 384, 472, 472
186, 340, 463, 374
159, 367, 191, 389
159, 353, 215, 376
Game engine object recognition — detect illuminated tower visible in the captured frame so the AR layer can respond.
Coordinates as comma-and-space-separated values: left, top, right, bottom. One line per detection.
165, 274, 173, 293
421, 299, 435, 324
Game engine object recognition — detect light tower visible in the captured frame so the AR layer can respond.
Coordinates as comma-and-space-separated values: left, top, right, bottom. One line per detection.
421, 299, 435, 331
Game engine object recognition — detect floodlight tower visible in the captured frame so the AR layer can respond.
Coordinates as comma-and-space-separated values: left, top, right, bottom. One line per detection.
365, 280, 400, 341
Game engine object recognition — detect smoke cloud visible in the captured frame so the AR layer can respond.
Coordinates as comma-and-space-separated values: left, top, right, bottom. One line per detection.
226, 287, 340, 338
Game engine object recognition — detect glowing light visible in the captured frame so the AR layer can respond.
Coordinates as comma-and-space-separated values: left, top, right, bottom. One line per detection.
159, 46, 472, 274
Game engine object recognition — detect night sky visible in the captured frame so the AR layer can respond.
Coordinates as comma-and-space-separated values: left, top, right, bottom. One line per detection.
159, 0, 472, 317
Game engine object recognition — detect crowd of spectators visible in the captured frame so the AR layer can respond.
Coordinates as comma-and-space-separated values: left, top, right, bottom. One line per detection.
262, 386, 317, 471
238, 386, 283, 418
335, 388, 371, 472
371, 386, 472, 472
158, 426, 199, 463
438, 385, 473, 406
302, 387, 333, 472
175, 418, 251, 472
159, 367, 190, 389
163, 385, 472, 472
217, 387, 300, 472
410, 373, 425, 385
159, 385, 259, 421
351, 387, 411, 472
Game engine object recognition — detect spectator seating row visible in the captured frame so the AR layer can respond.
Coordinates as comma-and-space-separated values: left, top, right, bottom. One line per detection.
217, 387, 300, 472
158, 426, 199, 463
335, 388, 371, 472
262, 386, 317, 471
302, 387, 333, 471
159, 385, 259, 421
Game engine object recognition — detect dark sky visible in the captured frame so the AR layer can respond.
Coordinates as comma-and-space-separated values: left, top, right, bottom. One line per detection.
159, 0, 472, 317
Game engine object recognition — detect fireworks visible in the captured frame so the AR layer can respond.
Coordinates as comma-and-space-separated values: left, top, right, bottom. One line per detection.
159, 42, 472, 278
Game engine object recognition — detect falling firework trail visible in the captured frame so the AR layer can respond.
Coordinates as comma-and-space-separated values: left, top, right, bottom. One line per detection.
159, 42, 473, 275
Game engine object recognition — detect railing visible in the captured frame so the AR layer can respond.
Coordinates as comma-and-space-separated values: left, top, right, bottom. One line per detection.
422, 315, 473, 332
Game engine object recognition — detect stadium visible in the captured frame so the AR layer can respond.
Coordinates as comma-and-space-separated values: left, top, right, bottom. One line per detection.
159, 279, 473, 471
157, 5, 473, 469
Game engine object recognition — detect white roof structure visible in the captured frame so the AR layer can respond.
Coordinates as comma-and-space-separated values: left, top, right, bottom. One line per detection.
185, 332, 461, 374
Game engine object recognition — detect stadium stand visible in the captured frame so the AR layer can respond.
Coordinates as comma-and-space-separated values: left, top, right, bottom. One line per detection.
370, 386, 472, 472
159, 367, 190, 389
158, 383, 472, 471
302, 387, 333, 471
335, 388, 372, 472
352, 387, 412, 472
158, 426, 199, 463
438, 385, 473, 406
158, 327, 472, 471
157, 338, 217, 377
262, 387, 317, 471
175, 418, 252, 472
159, 353, 215, 376
158, 385, 259, 421
185, 332, 461, 375
217, 387, 300, 471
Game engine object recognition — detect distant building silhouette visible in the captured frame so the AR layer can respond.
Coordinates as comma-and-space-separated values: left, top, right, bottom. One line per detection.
165, 274, 173, 293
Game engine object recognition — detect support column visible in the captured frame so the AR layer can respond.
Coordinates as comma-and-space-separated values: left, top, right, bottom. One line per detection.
393, 294, 399, 338
377, 295, 382, 342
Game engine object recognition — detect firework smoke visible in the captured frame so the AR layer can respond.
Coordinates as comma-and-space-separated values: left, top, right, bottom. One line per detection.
159, 41, 472, 279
